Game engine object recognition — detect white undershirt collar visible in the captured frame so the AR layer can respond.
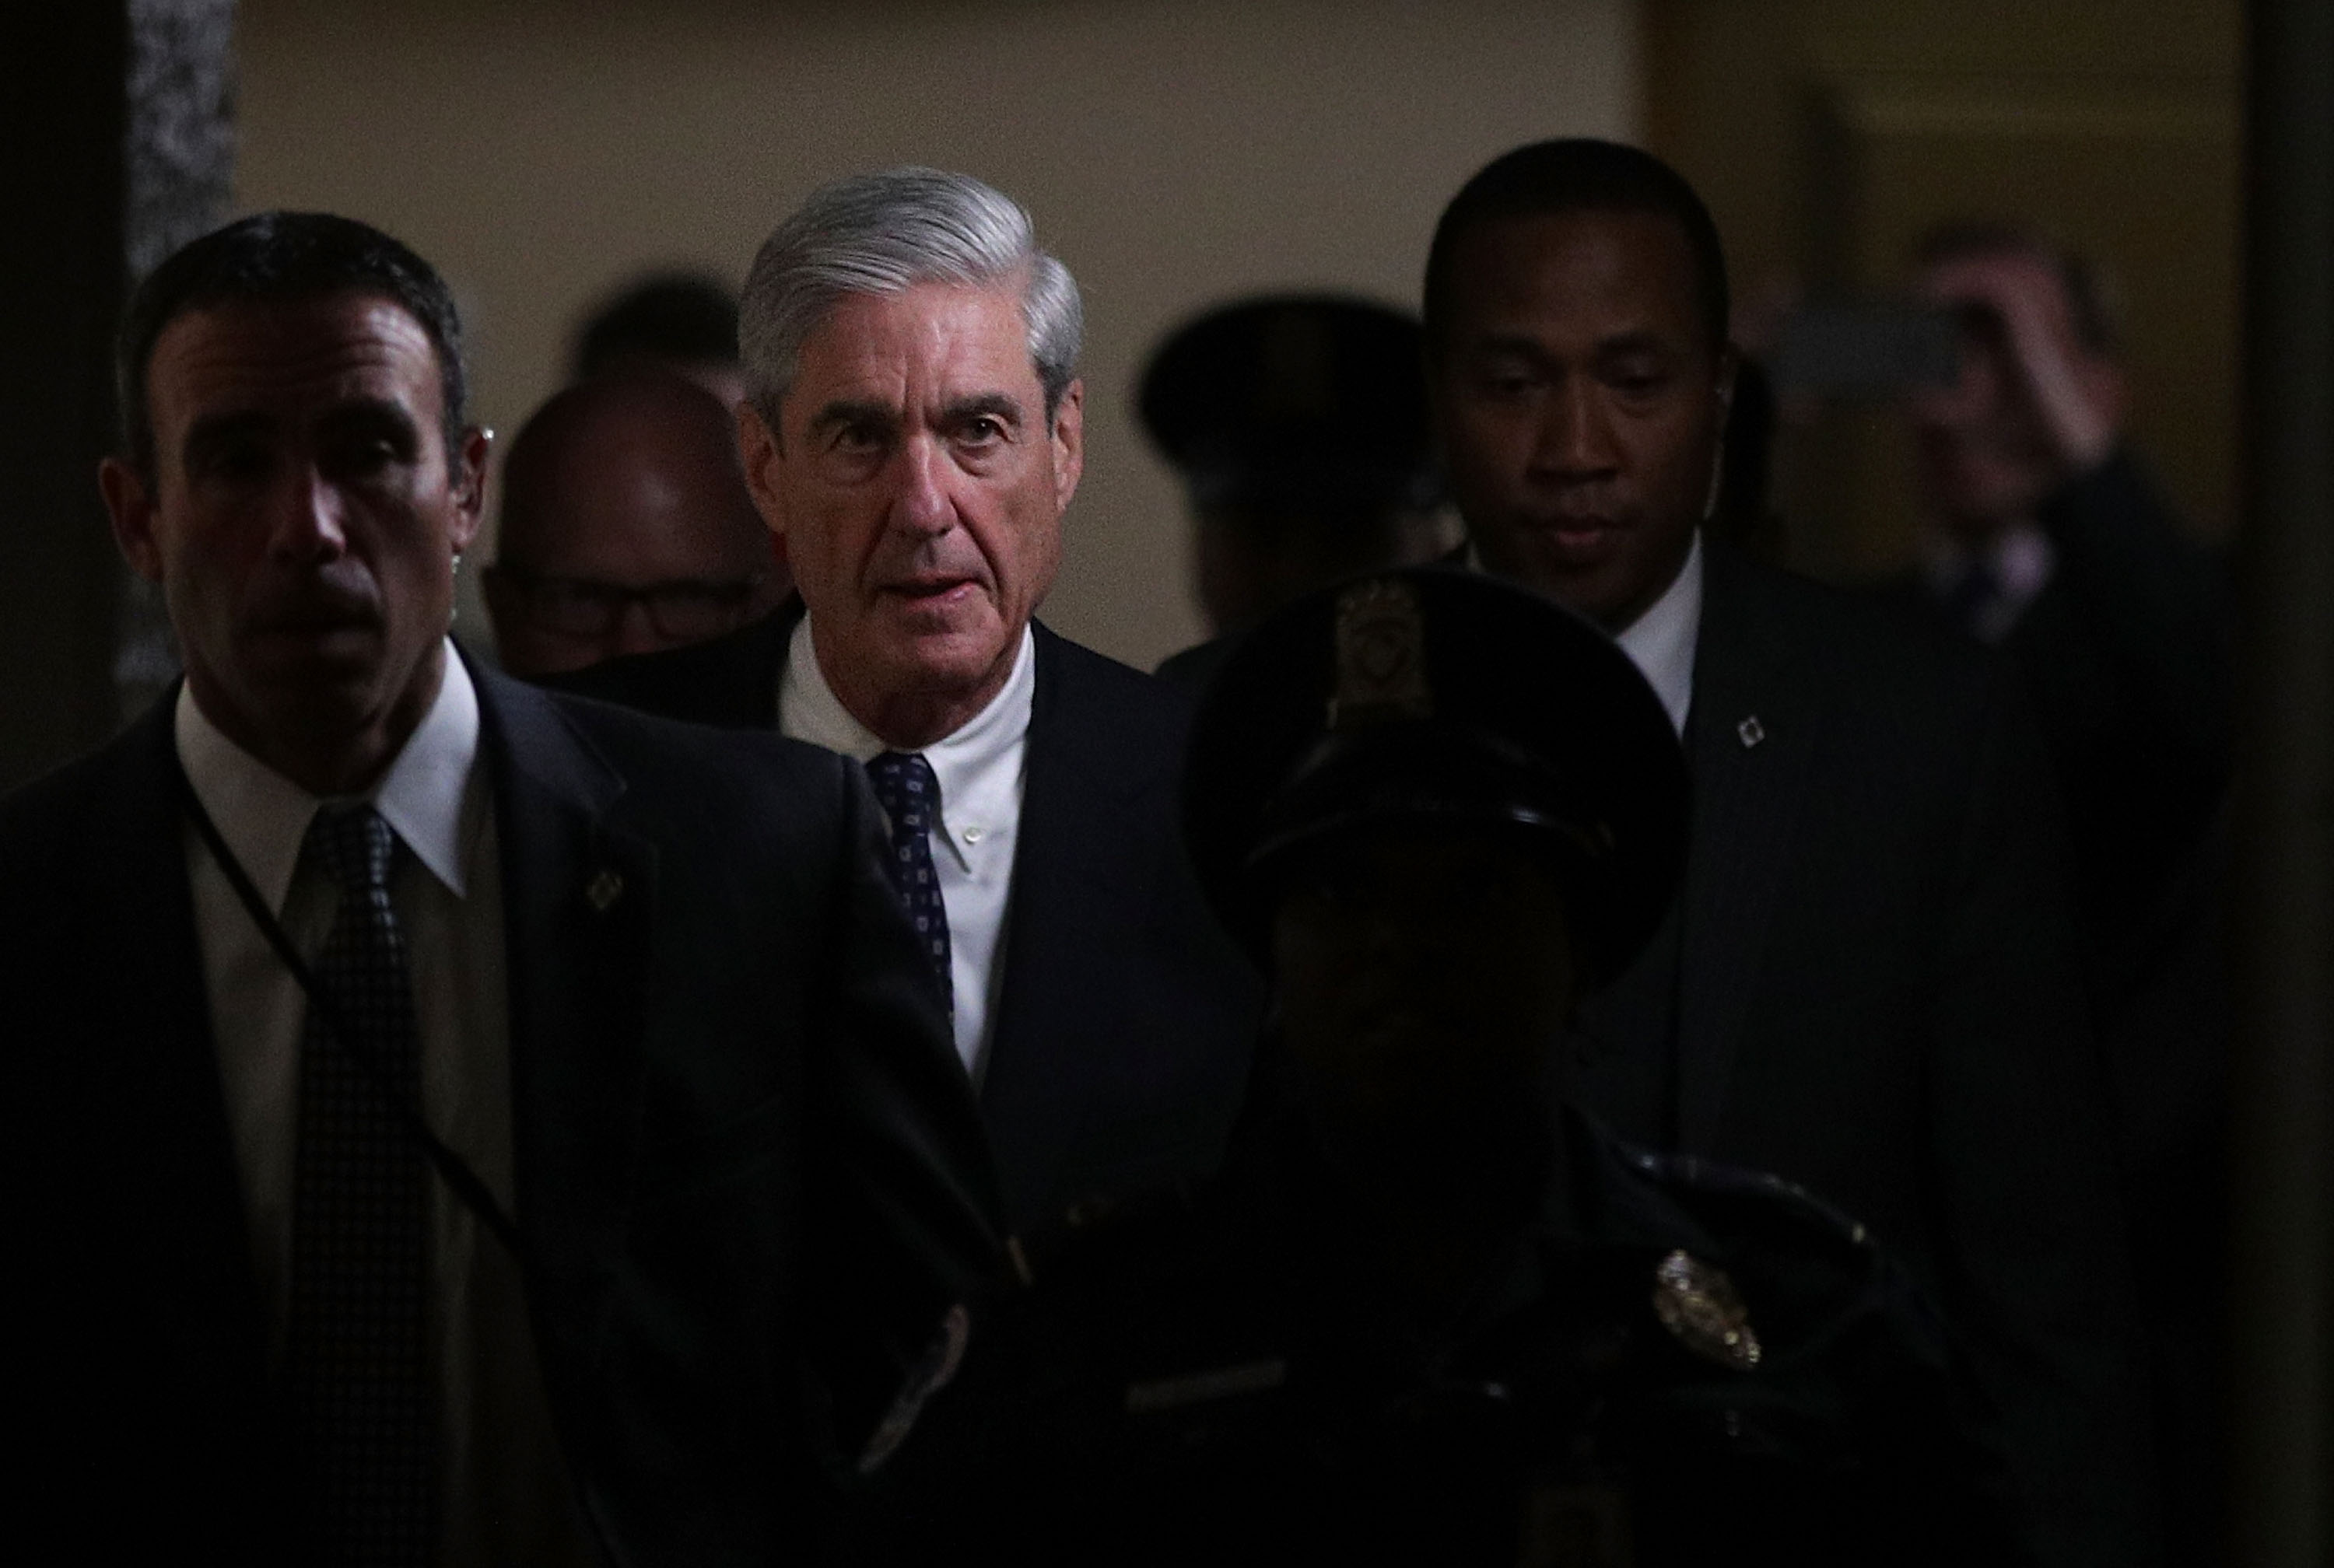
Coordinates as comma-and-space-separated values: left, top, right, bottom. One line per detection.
174, 642, 484, 912
778, 617, 1036, 871
1613, 530, 1703, 737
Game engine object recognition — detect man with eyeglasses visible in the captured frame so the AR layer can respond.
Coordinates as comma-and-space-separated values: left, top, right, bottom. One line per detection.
485, 371, 784, 677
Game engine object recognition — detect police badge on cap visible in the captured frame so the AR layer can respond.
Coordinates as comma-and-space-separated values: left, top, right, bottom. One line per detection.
1180, 565, 1688, 989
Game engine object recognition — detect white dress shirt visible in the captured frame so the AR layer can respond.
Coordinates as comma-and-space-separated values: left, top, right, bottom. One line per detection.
177, 646, 594, 1566
1614, 530, 1704, 737
779, 615, 1033, 1080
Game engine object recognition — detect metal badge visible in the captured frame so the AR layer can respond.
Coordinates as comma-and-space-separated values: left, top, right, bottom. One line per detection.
584, 869, 624, 912
1736, 714, 1767, 750
1329, 578, 1432, 730
1650, 1249, 1762, 1371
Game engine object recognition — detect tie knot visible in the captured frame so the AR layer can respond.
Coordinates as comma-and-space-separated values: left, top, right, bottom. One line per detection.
306, 803, 397, 895
867, 751, 941, 835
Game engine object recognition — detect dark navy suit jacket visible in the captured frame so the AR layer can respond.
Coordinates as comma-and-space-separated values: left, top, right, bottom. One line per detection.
0, 662, 1001, 1566
552, 604, 1266, 1234
1572, 540, 2155, 1568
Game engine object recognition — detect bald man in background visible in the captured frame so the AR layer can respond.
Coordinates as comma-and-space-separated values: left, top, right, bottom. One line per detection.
485, 373, 786, 677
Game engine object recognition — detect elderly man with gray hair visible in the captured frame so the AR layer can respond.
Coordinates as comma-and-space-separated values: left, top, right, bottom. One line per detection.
559, 169, 1263, 1235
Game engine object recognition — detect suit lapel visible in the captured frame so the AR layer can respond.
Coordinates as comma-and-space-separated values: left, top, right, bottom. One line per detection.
99, 699, 278, 1424
474, 664, 659, 1364
979, 627, 1162, 1213
1673, 545, 1821, 1151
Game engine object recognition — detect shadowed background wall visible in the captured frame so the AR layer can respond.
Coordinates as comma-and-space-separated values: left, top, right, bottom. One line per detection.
234, 0, 1638, 671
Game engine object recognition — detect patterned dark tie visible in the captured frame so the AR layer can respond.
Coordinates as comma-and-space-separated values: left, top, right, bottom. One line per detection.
865, 751, 953, 1009
286, 803, 436, 1566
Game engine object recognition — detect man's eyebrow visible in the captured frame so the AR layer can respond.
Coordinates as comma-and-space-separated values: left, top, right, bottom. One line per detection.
317, 393, 422, 423
315, 395, 423, 439
1593, 328, 1678, 359
939, 392, 1025, 427
180, 410, 274, 462
808, 398, 899, 436
1465, 331, 1558, 364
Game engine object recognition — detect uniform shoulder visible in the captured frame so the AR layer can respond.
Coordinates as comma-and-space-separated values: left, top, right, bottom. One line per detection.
540, 611, 789, 730
1569, 1108, 1915, 1330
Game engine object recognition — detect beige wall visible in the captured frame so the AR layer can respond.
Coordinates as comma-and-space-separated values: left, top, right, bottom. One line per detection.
235, 0, 1638, 670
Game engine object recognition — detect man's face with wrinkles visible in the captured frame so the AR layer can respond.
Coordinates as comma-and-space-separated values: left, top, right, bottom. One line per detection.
106, 292, 485, 773
1432, 208, 1732, 632
743, 280, 1083, 727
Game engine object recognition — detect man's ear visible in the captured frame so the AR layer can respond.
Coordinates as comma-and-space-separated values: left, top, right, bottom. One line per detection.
448, 425, 491, 556
99, 457, 163, 583
1048, 378, 1085, 515
736, 400, 788, 544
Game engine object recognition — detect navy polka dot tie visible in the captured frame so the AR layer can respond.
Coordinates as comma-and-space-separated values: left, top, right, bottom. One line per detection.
288, 803, 436, 1566
866, 752, 953, 1010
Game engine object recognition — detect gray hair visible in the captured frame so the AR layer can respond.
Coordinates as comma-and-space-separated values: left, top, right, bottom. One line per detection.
740, 166, 1084, 428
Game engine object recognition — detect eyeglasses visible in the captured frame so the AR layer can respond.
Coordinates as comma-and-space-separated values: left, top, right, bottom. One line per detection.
485, 565, 769, 641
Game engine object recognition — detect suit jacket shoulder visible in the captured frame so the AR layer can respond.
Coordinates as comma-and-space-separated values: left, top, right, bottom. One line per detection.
1663, 541, 2151, 1568
537, 606, 794, 728
984, 623, 1261, 1230
1031, 621, 1198, 774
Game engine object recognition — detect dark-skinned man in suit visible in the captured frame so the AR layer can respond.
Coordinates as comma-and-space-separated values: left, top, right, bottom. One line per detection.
1423, 139, 2156, 1567
555, 169, 1263, 1236
0, 212, 1000, 1566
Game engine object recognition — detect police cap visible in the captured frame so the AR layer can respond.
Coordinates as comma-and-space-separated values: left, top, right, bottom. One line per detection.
1181, 567, 1687, 988
1138, 294, 1435, 512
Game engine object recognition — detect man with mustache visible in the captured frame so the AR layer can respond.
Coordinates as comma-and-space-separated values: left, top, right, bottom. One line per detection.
1423, 140, 2157, 1566
0, 212, 1000, 1564
559, 169, 1263, 1234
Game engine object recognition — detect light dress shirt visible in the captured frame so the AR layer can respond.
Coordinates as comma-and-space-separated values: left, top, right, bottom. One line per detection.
1919, 520, 2057, 646
176, 645, 595, 1567
1614, 529, 1703, 737
780, 614, 1033, 1080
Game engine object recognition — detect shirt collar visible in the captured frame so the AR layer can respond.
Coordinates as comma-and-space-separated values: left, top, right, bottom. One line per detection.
780, 616, 1036, 861
1612, 530, 1702, 737
173, 642, 485, 912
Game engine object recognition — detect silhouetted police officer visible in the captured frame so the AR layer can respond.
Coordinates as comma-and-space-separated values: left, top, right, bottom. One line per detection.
1143, 295, 1455, 685
850, 567, 2022, 1566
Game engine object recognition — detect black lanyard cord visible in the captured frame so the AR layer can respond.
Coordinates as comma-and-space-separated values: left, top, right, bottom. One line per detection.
175, 764, 524, 1262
